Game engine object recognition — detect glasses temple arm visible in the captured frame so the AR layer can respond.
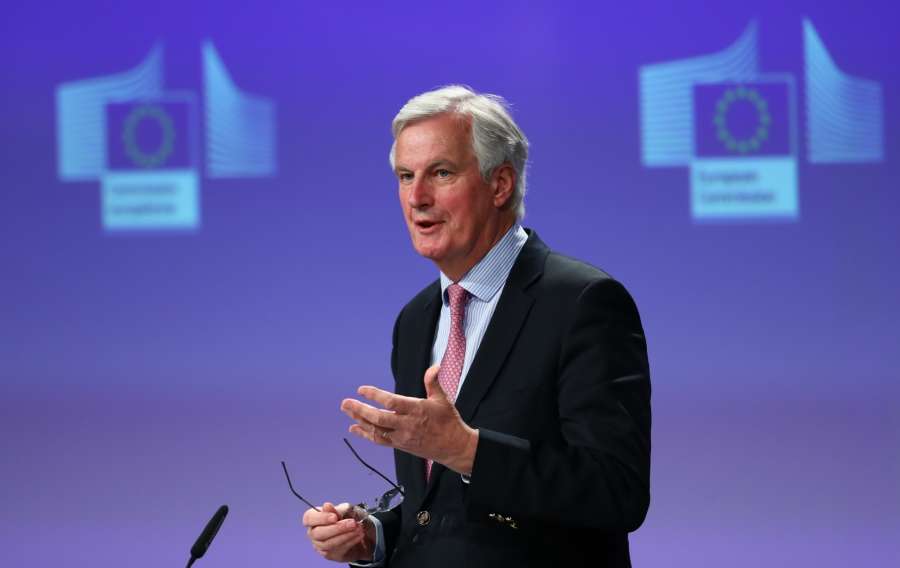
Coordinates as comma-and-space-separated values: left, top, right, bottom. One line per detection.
281, 461, 321, 511
342, 438, 405, 495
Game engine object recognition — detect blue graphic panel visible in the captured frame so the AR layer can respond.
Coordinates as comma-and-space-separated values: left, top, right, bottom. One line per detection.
694, 82, 792, 157
101, 170, 199, 230
203, 41, 277, 177
690, 157, 798, 219
100, 96, 200, 230
56, 45, 164, 181
690, 77, 798, 219
804, 19, 884, 163
106, 99, 196, 171
639, 22, 758, 167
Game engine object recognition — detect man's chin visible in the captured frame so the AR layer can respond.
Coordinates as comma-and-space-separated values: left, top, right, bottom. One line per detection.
411, 238, 445, 262
413, 246, 443, 261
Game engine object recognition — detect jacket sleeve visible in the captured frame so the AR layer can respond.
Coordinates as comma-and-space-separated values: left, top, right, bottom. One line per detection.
464, 277, 651, 532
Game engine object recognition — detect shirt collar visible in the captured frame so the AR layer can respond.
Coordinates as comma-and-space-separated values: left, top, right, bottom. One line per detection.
439, 224, 528, 304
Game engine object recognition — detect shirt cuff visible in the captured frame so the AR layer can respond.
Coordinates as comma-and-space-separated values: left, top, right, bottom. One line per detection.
349, 514, 385, 567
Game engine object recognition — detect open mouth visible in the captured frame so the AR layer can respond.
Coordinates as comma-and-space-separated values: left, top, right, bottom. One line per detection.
415, 220, 442, 229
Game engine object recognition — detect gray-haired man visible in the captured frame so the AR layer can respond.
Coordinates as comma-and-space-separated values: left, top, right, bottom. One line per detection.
303, 85, 651, 567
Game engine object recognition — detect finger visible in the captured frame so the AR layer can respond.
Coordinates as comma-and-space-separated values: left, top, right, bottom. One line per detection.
318, 528, 365, 557
349, 423, 394, 447
357, 386, 418, 413
346, 413, 386, 441
303, 505, 340, 528
311, 517, 362, 544
317, 532, 365, 560
423, 364, 445, 400
328, 534, 366, 561
349, 423, 375, 442
341, 398, 402, 430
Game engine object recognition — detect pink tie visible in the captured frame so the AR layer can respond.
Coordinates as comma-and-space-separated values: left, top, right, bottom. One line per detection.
426, 283, 470, 481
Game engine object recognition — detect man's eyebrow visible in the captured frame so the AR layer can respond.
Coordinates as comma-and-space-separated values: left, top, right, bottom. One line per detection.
395, 160, 460, 174
427, 159, 459, 170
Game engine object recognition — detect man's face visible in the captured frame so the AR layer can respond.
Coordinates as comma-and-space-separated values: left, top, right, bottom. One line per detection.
394, 113, 506, 278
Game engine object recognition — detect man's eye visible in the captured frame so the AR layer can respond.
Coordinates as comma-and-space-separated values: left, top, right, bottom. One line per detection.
436, 169, 451, 178
398, 173, 413, 182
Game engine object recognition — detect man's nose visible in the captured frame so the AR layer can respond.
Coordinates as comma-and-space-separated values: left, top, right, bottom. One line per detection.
407, 177, 433, 209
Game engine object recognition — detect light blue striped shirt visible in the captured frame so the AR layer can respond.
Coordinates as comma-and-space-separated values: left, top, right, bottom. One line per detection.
430, 224, 529, 393
355, 224, 528, 567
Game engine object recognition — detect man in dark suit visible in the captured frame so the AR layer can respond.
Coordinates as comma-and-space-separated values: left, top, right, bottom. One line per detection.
302, 85, 651, 567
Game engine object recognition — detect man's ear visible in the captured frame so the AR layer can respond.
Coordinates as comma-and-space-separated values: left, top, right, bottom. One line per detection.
490, 163, 516, 209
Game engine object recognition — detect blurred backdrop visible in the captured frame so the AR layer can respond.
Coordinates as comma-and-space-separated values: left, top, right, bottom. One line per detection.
1, 1, 897, 566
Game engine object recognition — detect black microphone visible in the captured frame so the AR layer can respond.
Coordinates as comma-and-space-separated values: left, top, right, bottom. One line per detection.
186, 505, 229, 568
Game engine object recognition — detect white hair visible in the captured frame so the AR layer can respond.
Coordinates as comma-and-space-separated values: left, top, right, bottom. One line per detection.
389, 85, 529, 221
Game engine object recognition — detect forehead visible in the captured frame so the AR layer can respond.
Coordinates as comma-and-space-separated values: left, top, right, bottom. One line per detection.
394, 113, 473, 167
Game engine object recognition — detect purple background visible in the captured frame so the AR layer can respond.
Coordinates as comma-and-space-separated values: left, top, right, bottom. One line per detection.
1, 1, 897, 566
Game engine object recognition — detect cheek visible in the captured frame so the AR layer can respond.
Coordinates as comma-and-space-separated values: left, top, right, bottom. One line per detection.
400, 197, 416, 223
440, 193, 469, 223
447, 200, 479, 233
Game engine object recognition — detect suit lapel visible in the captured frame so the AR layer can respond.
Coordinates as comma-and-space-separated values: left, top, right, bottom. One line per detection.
455, 231, 548, 422
410, 289, 441, 398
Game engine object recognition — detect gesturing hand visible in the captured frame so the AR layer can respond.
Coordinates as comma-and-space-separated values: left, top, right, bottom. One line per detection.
340, 365, 479, 475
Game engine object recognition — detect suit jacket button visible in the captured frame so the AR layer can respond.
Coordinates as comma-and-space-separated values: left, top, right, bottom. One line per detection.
416, 510, 431, 526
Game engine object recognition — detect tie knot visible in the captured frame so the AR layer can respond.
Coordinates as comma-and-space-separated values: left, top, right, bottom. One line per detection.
447, 283, 469, 311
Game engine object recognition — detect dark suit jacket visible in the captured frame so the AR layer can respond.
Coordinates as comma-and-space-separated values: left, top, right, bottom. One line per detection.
375, 230, 651, 567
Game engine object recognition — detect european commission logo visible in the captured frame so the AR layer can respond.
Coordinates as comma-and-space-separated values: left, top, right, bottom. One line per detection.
56, 42, 276, 232
639, 19, 884, 221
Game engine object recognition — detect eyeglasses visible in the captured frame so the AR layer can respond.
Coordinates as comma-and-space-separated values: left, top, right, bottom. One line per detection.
281, 438, 405, 519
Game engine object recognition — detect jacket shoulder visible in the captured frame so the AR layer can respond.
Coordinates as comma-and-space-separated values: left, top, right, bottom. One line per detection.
395, 278, 440, 323
541, 250, 616, 291
538, 251, 644, 336
537, 250, 642, 318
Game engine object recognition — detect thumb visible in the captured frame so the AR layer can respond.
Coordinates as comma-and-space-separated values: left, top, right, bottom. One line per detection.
322, 502, 339, 523
423, 364, 445, 400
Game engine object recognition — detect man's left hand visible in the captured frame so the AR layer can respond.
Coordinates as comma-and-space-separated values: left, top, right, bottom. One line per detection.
340, 365, 479, 475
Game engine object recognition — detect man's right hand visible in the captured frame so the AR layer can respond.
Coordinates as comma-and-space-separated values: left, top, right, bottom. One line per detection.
303, 502, 375, 563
